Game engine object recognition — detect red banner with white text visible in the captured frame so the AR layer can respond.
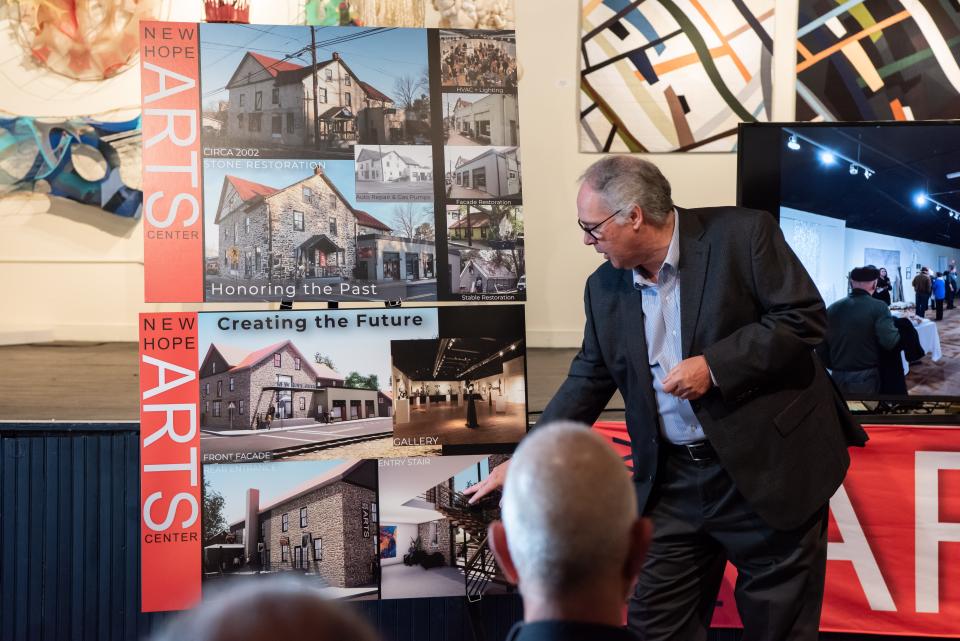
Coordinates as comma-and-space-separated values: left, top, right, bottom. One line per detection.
594, 422, 960, 637
139, 313, 201, 612
140, 22, 204, 302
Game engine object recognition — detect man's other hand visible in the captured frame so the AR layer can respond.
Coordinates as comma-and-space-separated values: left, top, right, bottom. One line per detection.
662, 356, 712, 400
463, 459, 510, 504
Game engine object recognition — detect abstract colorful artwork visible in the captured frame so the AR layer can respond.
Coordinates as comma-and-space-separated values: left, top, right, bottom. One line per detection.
579, 0, 775, 153
796, 1, 960, 121
379, 525, 398, 558
0, 116, 142, 217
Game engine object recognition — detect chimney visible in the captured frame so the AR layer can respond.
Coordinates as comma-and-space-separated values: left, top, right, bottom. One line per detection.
332, 51, 340, 60
313, 164, 324, 175
244, 488, 260, 562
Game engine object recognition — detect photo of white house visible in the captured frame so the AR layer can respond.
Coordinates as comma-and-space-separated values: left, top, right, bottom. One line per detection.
443, 93, 519, 146
446, 146, 521, 199
199, 24, 431, 158
355, 145, 434, 201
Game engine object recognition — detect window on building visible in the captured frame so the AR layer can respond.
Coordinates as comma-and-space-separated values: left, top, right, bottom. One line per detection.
313, 537, 322, 561
325, 69, 332, 81
329, 219, 337, 236
205, 400, 209, 415
294, 211, 304, 231
319, 88, 327, 102
217, 380, 222, 397
272, 87, 279, 105
239, 399, 245, 415
302, 186, 312, 200
239, 93, 245, 107
213, 401, 221, 417
272, 114, 281, 134
281, 513, 289, 532
261, 521, 266, 539
274, 353, 282, 367
286, 113, 294, 133
345, 92, 351, 107
249, 112, 262, 131
299, 397, 305, 411
234, 222, 239, 240
244, 216, 251, 234
229, 377, 235, 391
344, 75, 351, 86
300, 507, 307, 528
254, 91, 262, 111
237, 113, 244, 129
204, 382, 210, 395
281, 544, 289, 561
212, 361, 217, 373
295, 357, 301, 370
430, 522, 439, 546
328, 193, 336, 208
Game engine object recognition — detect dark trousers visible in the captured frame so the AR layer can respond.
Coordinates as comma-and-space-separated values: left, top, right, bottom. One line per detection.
935, 298, 944, 320
830, 367, 881, 396
916, 291, 929, 318
627, 450, 829, 641
948, 288, 955, 309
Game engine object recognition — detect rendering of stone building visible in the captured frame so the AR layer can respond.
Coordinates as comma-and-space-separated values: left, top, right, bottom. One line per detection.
448, 94, 519, 146
228, 460, 379, 590
356, 148, 433, 182
199, 339, 387, 430
223, 51, 405, 149
214, 166, 391, 280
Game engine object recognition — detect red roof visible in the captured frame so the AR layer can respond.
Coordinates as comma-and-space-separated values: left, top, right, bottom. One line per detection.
247, 52, 304, 77
226, 175, 278, 201
360, 81, 393, 103
354, 209, 391, 231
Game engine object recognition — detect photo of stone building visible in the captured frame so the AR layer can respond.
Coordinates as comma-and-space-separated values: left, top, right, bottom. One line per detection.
378, 455, 513, 600
443, 93, 519, 146
204, 459, 379, 600
391, 336, 526, 447
446, 146, 521, 199
354, 145, 434, 201
200, 25, 432, 158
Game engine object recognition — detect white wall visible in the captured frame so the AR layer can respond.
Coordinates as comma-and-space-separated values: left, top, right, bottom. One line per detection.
380, 521, 419, 567
0, 1, 803, 345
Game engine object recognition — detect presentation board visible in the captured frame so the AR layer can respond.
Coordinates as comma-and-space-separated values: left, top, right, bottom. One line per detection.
140, 22, 524, 303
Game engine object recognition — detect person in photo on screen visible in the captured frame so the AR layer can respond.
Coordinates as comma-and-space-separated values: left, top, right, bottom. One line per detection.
933, 272, 946, 321
872, 266, 892, 306
488, 421, 650, 641
465, 156, 867, 641
913, 267, 932, 318
817, 266, 900, 395
150, 575, 379, 641
946, 265, 958, 310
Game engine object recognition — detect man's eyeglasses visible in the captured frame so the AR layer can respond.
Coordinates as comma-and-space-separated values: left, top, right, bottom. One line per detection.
578, 207, 625, 240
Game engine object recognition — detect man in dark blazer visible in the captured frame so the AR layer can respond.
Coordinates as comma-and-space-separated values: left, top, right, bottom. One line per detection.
466, 157, 866, 641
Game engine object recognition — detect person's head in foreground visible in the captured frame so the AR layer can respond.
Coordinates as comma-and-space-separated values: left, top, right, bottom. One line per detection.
849, 266, 880, 294
151, 576, 379, 641
488, 421, 651, 631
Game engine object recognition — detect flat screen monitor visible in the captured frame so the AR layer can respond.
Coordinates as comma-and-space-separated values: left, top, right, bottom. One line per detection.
737, 121, 960, 401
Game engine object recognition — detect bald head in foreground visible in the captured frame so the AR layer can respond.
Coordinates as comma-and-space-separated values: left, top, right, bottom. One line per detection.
489, 421, 650, 641
151, 576, 379, 641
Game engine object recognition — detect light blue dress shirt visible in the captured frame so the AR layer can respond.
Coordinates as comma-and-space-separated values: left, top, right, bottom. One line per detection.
632, 213, 707, 445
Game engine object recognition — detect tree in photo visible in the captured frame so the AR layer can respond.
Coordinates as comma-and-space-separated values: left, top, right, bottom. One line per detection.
345, 371, 380, 390
314, 353, 336, 369
202, 476, 227, 546
392, 203, 430, 239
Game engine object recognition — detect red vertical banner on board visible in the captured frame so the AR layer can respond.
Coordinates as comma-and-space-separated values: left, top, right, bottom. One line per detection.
139, 313, 201, 612
140, 22, 204, 302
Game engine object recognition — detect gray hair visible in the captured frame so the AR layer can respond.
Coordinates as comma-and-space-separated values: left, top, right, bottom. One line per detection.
501, 421, 637, 599
151, 576, 379, 641
581, 156, 674, 225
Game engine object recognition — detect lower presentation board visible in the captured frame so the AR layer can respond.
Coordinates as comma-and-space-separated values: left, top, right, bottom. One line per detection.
138, 304, 525, 611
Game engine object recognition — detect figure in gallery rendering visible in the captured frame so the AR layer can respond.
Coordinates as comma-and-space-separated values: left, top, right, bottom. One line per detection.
465, 156, 867, 641
265, 404, 276, 428
465, 380, 479, 428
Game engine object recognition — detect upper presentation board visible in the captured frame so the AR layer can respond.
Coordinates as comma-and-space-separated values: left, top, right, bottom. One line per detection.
140, 22, 524, 303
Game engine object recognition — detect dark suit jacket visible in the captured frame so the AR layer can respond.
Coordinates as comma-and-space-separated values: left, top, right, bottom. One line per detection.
538, 207, 867, 531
